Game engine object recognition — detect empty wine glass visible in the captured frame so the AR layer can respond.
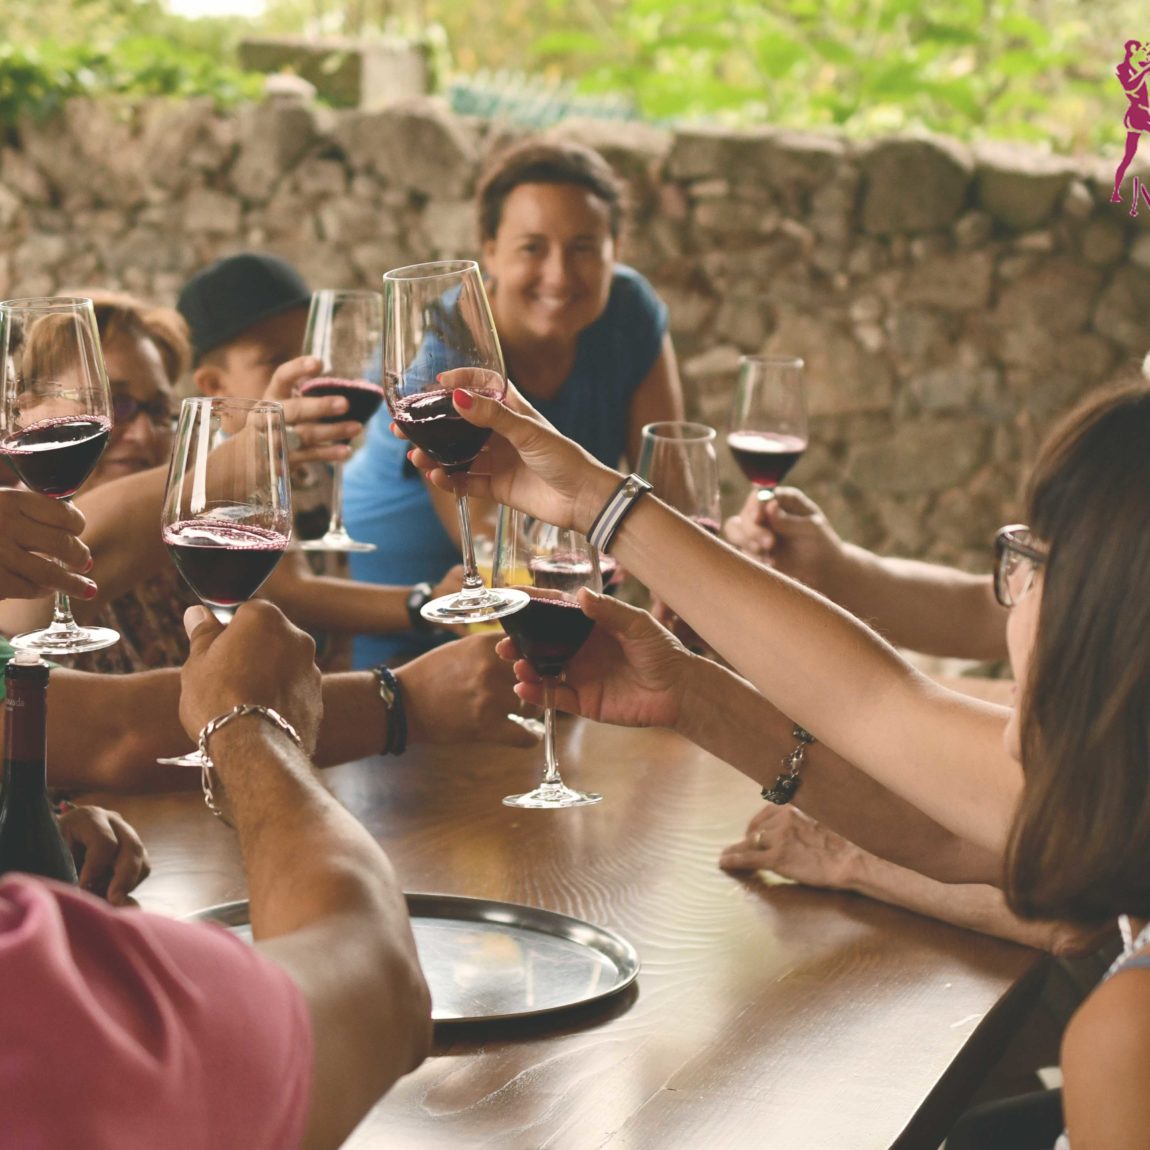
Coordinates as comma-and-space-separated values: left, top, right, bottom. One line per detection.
158, 395, 292, 769
726, 355, 808, 502
637, 421, 721, 650
0, 296, 119, 655
493, 509, 603, 809
637, 421, 721, 530
297, 289, 385, 552
383, 259, 528, 625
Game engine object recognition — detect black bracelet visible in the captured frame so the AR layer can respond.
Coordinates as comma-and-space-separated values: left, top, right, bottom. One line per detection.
372, 664, 407, 756
761, 725, 815, 805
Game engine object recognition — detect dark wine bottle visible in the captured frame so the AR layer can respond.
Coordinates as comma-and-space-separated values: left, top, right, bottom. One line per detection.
0, 651, 78, 884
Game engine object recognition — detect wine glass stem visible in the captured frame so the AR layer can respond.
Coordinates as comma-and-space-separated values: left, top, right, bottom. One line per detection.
323, 459, 347, 537
50, 589, 79, 632
541, 679, 561, 785
453, 478, 485, 594
755, 487, 777, 504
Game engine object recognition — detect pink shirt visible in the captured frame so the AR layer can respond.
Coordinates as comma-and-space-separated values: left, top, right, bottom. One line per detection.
0, 875, 313, 1149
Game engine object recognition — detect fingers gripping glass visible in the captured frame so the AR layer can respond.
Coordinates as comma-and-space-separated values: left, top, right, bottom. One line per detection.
993, 525, 1047, 608
726, 355, 808, 503
158, 396, 292, 768
0, 297, 119, 655
296, 289, 385, 553
383, 260, 527, 626
494, 508, 603, 809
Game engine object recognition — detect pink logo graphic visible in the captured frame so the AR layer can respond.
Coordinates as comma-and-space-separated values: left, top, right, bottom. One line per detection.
1113, 39, 1150, 215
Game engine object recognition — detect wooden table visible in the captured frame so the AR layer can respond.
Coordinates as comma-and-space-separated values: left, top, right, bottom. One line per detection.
103, 719, 1047, 1150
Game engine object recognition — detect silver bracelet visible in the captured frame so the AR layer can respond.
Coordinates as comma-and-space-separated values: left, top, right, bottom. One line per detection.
588, 473, 653, 555
197, 704, 304, 822
761, 725, 816, 805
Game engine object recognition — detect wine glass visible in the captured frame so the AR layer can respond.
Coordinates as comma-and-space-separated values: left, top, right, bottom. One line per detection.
158, 395, 292, 768
493, 509, 603, 809
297, 289, 385, 552
0, 296, 119, 655
637, 421, 721, 531
382, 260, 528, 626
637, 421, 722, 650
726, 355, 808, 502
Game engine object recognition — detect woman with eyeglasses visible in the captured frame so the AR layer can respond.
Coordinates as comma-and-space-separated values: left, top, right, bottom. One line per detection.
406, 378, 1150, 1149
0, 291, 198, 673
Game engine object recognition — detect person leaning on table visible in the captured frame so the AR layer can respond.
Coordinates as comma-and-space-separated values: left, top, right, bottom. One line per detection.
2, 599, 431, 1149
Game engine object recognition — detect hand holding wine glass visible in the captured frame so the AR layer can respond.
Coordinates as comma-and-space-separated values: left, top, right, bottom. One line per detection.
493, 509, 603, 808
382, 260, 528, 625
0, 296, 118, 655
726, 355, 808, 502
296, 290, 385, 552
159, 395, 292, 769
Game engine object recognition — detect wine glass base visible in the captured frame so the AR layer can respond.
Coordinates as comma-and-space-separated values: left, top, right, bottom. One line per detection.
503, 783, 603, 809
507, 712, 545, 738
421, 587, 530, 627
156, 751, 209, 768
297, 535, 377, 553
10, 624, 120, 657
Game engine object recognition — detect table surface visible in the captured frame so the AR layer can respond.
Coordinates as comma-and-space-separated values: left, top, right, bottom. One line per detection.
103, 718, 1046, 1150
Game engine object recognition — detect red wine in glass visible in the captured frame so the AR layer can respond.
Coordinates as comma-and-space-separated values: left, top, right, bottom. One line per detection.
726, 430, 808, 493
500, 596, 596, 679
297, 289, 385, 553
298, 377, 384, 429
392, 387, 501, 474
165, 520, 288, 619
0, 415, 110, 498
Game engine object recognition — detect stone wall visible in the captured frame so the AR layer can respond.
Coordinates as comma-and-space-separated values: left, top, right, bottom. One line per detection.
3, 94, 1149, 573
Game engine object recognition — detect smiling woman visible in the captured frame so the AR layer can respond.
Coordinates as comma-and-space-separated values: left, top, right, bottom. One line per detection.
343, 135, 685, 668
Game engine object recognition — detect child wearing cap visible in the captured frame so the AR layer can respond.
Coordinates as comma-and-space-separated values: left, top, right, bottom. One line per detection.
178, 252, 462, 668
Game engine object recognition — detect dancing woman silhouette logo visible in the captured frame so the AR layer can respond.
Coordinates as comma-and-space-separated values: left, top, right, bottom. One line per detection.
1113, 39, 1150, 215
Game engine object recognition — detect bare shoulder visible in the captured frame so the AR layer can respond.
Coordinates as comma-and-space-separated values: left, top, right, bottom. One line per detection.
1062, 964, 1150, 1145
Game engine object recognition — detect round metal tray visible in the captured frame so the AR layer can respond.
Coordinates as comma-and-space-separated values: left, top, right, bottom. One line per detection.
187, 892, 640, 1024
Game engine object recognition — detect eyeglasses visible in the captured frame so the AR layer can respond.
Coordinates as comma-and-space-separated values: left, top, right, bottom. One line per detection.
112, 393, 173, 430
994, 524, 1047, 608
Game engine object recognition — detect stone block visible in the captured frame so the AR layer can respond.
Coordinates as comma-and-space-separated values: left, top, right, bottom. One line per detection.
1, 145, 52, 203
953, 210, 993, 248
903, 250, 994, 311
909, 365, 999, 413
667, 125, 772, 182
420, 199, 478, 257
993, 259, 1103, 341
184, 187, 243, 235
1131, 233, 1150, 271
140, 98, 230, 190
1080, 218, 1127, 266
714, 295, 772, 349
859, 135, 973, 235
974, 141, 1076, 231
317, 198, 386, 246
847, 419, 988, 493
1093, 266, 1150, 352
230, 100, 318, 203
332, 100, 478, 198
290, 157, 349, 199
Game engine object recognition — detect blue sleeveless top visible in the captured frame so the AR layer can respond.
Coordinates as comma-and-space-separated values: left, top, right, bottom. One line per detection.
342, 264, 668, 666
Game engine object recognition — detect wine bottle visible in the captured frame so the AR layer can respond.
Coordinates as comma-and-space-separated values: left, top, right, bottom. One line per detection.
0, 650, 77, 883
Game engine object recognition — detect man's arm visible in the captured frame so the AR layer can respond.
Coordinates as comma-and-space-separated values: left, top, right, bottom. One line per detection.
723, 488, 1008, 661
177, 601, 430, 1150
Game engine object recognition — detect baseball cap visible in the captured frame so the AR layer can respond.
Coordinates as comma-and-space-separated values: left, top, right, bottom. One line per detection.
177, 252, 312, 361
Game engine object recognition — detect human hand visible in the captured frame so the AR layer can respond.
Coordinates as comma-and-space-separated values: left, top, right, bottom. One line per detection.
397, 632, 538, 748
718, 804, 861, 889
498, 591, 692, 729
264, 356, 361, 465
722, 486, 845, 590
0, 489, 96, 601
402, 381, 620, 535
431, 564, 466, 600
58, 804, 151, 906
179, 601, 322, 753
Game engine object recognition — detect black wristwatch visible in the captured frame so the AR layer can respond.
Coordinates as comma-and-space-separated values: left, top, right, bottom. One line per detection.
406, 582, 434, 631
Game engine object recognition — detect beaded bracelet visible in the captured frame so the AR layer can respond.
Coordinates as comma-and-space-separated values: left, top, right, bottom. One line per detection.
761, 725, 816, 805
197, 704, 304, 822
372, 664, 408, 756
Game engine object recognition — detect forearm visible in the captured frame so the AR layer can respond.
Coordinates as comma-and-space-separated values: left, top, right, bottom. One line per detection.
605, 496, 1020, 853
676, 655, 1003, 884
262, 559, 411, 634
824, 546, 1006, 661
845, 847, 1099, 954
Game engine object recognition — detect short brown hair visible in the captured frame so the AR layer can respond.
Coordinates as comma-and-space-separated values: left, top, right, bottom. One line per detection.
476, 138, 625, 242
1005, 381, 1150, 923
83, 290, 191, 384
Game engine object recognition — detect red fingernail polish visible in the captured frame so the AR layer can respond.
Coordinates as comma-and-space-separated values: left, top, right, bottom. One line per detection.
83, 555, 94, 573
82, 582, 98, 600
407, 449, 415, 462
453, 389, 474, 410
